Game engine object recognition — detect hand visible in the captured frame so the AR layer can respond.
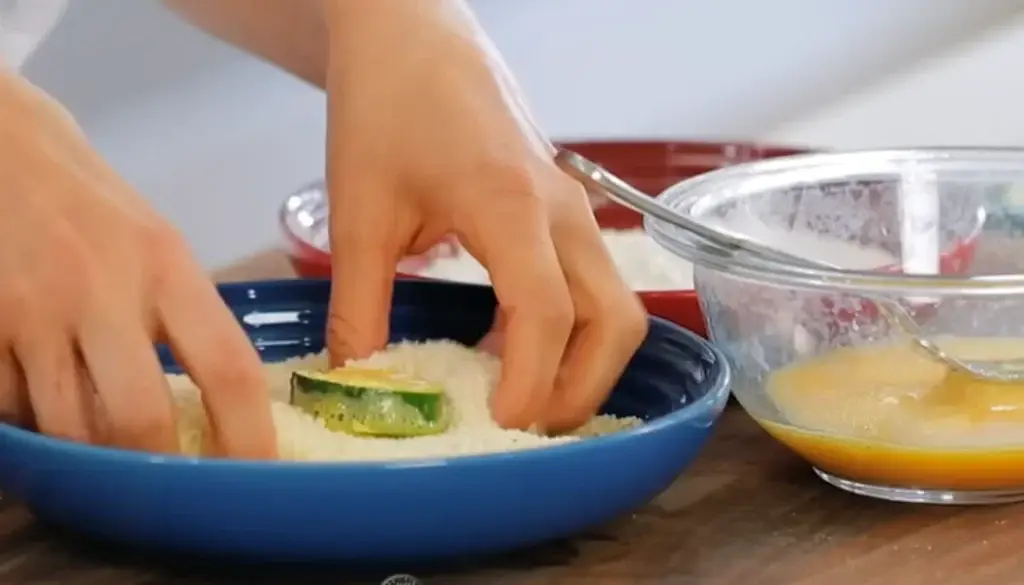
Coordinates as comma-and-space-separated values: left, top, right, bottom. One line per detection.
0, 72, 276, 458
322, 7, 648, 432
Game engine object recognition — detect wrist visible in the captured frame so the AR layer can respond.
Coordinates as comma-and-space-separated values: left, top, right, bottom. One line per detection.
0, 70, 67, 124
321, 0, 487, 80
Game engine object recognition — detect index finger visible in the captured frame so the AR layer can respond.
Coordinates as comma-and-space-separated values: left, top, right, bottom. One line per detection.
326, 184, 402, 367
158, 262, 277, 460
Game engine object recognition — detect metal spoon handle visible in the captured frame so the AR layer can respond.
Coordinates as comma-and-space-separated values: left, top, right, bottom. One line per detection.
554, 149, 828, 271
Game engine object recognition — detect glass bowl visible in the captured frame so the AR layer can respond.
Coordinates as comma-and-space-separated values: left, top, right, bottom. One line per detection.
645, 148, 1017, 505
280, 140, 813, 336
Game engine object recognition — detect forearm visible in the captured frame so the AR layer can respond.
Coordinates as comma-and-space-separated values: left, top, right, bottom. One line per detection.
163, 0, 329, 88
166, 0, 491, 90
0, 66, 81, 139
321, 0, 490, 78
322, 0, 482, 52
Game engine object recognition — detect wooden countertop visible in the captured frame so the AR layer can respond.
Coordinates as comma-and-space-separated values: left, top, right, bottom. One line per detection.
4, 249, 1024, 585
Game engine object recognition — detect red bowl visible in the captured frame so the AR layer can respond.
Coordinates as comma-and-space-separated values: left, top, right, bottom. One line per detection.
281, 140, 817, 336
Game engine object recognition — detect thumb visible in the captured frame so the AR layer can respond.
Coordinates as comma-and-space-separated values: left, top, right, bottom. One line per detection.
326, 193, 402, 368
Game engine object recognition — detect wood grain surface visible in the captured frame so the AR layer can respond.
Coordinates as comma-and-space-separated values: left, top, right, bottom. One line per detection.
3, 248, 1024, 585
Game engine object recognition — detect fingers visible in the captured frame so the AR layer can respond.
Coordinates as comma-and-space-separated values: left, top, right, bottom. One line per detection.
476, 310, 507, 357
326, 180, 404, 366
12, 319, 93, 444
545, 181, 649, 433
461, 198, 574, 430
0, 352, 31, 428
76, 306, 178, 454
158, 260, 277, 460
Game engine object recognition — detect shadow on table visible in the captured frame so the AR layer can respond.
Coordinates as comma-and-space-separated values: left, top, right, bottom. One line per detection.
15, 517, 626, 585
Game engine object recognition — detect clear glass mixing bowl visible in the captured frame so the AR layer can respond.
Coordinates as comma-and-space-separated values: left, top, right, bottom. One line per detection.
644, 148, 1024, 505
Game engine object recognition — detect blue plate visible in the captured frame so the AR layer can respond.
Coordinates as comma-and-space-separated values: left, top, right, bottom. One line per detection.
0, 279, 730, 563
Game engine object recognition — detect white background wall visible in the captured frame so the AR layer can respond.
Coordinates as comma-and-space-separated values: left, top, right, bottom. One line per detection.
769, 15, 1024, 149
22, 0, 1023, 269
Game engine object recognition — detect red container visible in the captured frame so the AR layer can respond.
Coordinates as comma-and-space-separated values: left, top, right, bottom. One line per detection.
281, 140, 817, 336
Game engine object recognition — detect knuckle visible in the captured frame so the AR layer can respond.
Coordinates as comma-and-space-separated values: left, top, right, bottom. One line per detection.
0, 279, 34, 315
330, 219, 384, 254
133, 219, 191, 292
37, 222, 98, 315
47, 222, 91, 270
534, 288, 576, 333
587, 290, 649, 349
550, 173, 589, 206
71, 263, 105, 312
617, 295, 650, 347
471, 159, 545, 205
196, 348, 267, 402
135, 218, 188, 268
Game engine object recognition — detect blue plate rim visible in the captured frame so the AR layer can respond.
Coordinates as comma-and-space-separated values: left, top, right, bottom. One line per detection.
0, 282, 731, 472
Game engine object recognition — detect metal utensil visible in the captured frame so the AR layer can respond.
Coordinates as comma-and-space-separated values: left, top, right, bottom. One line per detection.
555, 148, 1024, 383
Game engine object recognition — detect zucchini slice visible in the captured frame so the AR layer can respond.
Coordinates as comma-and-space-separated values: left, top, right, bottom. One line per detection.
290, 367, 450, 437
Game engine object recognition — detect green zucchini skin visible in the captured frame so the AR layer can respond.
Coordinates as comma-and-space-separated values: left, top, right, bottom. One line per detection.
289, 369, 451, 437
